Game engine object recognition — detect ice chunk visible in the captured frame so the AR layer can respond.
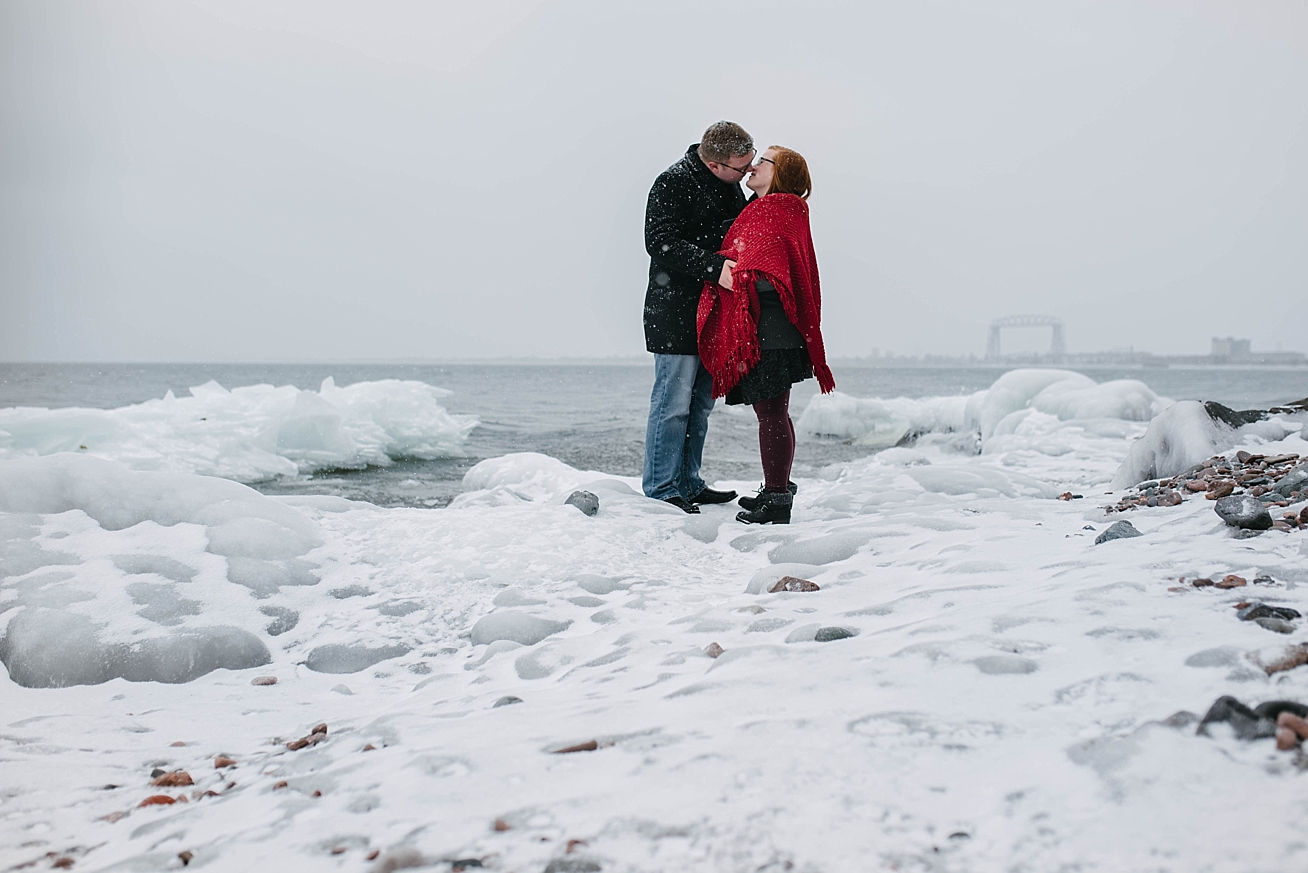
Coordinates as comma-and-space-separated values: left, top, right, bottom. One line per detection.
1111, 401, 1233, 488
0, 609, 270, 688
470, 611, 571, 646
0, 377, 477, 483
304, 643, 411, 674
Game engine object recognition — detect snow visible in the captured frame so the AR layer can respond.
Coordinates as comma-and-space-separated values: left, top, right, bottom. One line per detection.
4, 369, 1308, 870
0, 377, 477, 482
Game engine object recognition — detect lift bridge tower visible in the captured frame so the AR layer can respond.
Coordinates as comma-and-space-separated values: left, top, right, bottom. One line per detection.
985, 315, 1066, 361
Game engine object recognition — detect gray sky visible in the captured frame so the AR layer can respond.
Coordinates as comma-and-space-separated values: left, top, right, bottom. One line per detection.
2, 0, 1306, 362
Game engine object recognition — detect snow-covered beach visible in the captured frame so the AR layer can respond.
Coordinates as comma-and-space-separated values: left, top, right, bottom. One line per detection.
4, 368, 1308, 872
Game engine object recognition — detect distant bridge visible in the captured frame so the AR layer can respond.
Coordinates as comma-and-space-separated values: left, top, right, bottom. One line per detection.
985, 315, 1066, 360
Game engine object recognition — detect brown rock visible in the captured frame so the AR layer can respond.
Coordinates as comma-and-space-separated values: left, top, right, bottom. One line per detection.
1156, 490, 1183, 507
768, 576, 820, 593
1215, 574, 1247, 589
493, 819, 512, 832
1301, 506, 1308, 525
1167, 587, 1185, 592
367, 850, 381, 861
1208, 481, 1236, 500
1191, 577, 1215, 588
138, 794, 177, 807
1184, 480, 1208, 493
552, 740, 599, 754
312, 790, 322, 797
1278, 711, 1308, 740
170, 741, 187, 747
178, 851, 193, 867
1273, 521, 1292, 532
362, 744, 377, 751
214, 756, 236, 769
251, 676, 278, 686
705, 642, 725, 659
273, 780, 289, 790
1253, 643, 1308, 675
176, 794, 188, 803
152, 771, 194, 787
1277, 727, 1300, 751
1233, 601, 1252, 609
311, 723, 328, 736
1236, 450, 1255, 464
53, 858, 74, 870
566, 839, 588, 854
331, 847, 347, 855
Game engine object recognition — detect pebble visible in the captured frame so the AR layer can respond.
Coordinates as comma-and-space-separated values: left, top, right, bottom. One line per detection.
1214, 494, 1274, 530
814, 627, 856, 642
1276, 727, 1300, 750
493, 696, 523, 707
138, 794, 177, 807
705, 642, 725, 658
251, 676, 278, 686
213, 756, 236, 769
1094, 521, 1142, 544
152, 771, 193, 787
1278, 711, 1308, 740
768, 576, 820, 593
552, 740, 599, 754
564, 490, 599, 517
1215, 574, 1247, 589
1237, 603, 1301, 622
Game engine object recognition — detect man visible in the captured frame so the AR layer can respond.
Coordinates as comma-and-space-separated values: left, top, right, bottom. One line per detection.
642, 121, 754, 513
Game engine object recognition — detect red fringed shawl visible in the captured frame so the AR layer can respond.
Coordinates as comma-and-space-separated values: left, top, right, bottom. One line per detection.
697, 193, 835, 399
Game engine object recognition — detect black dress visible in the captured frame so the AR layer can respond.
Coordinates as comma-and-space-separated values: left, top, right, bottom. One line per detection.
725, 277, 813, 406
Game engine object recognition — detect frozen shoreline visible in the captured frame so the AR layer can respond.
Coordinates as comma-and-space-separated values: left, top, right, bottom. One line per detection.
4, 369, 1308, 871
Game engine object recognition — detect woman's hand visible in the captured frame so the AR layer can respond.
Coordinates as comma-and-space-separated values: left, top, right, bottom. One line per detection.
718, 260, 736, 290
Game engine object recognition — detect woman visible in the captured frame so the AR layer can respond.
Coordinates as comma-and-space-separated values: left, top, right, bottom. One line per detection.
697, 146, 835, 524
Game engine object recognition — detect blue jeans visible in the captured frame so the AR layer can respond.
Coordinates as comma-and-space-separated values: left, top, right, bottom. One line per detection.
642, 354, 715, 501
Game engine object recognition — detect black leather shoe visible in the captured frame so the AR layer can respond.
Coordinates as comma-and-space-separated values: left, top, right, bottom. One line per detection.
738, 481, 797, 512
736, 489, 792, 525
663, 496, 701, 514
690, 486, 738, 505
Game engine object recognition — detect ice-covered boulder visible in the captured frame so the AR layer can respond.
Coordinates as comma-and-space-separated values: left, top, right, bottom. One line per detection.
1110, 401, 1303, 489
0, 454, 328, 688
470, 611, 570, 646
0, 377, 477, 483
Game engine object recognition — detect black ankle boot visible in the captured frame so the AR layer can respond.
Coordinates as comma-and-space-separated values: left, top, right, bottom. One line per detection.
736, 489, 792, 524
737, 481, 797, 512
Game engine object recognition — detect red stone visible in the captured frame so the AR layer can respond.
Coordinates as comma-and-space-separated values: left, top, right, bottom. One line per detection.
1278, 712, 1308, 740
1215, 575, 1247, 589
1277, 727, 1300, 750
214, 757, 236, 769
138, 795, 177, 807
152, 771, 193, 787
493, 819, 512, 832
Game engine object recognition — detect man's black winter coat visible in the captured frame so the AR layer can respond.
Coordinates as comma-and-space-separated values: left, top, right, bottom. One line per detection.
643, 143, 747, 355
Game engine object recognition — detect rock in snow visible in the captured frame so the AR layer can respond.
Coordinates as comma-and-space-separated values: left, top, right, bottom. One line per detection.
1213, 494, 1274, 530
1094, 520, 1143, 544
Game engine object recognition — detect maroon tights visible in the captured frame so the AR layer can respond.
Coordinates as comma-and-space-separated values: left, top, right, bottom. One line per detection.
752, 391, 795, 491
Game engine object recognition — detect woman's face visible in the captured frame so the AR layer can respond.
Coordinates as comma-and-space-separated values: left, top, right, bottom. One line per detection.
746, 148, 778, 196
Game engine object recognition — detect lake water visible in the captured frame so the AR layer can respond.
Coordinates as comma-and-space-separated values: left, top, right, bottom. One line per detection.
1, 362, 1304, 507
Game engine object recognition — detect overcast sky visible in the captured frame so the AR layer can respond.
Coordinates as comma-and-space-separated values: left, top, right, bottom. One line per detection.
2, 0, 1306, 361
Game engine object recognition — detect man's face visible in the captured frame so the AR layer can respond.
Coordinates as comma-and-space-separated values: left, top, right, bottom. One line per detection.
706, 149, 755, 184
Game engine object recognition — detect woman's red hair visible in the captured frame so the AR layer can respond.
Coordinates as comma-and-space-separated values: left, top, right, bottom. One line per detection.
766, 146, 811, 200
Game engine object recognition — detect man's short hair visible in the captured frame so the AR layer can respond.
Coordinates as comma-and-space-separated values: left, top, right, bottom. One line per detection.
698, 121, 753, 163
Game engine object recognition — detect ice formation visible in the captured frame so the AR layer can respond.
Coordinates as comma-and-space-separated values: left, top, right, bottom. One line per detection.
1112, 401, 1306, 488
798, 369, 1169, 455
0, 454, 416, 687
0, 377, 477, 482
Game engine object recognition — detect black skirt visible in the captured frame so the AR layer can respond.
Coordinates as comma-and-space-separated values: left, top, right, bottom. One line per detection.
725, 347, 813, 406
